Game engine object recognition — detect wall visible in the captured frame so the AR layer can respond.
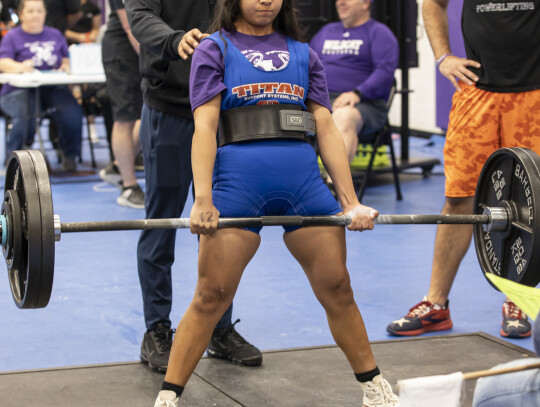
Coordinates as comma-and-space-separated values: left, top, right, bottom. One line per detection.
389, 0, 464, 135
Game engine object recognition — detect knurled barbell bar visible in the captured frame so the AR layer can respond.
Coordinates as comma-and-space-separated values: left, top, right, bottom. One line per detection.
2, 147, 540, 309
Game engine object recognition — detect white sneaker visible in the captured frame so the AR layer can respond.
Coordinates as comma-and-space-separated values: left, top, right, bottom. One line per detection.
360, 374, 400, 407
154, 390, 179, 407
117, 184, 145, 209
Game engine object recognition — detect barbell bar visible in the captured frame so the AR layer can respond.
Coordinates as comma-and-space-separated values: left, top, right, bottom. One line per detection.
54, 213, 494, 235
2, 147, 540, 309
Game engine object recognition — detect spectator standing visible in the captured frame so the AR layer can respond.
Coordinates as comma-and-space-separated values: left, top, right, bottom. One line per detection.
125, 0, 262, 373
64, 0, 100, 45
100, 0, 145, 208
387, 0, 540, 339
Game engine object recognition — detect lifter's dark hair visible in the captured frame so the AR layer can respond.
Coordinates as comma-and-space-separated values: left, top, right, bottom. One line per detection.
209, 0, 305, 42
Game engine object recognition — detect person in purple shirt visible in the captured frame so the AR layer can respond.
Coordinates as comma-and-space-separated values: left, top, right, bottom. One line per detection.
151, 1, 399, 406
0, 0, 82, 170
309, 0, 398, 165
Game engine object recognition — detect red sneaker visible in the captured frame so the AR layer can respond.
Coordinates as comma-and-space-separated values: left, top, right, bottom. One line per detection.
501, 299, 532, 338
387, 296, 453, 336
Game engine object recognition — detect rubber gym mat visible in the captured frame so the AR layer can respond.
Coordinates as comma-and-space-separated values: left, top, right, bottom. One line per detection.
0, 332, 534, 406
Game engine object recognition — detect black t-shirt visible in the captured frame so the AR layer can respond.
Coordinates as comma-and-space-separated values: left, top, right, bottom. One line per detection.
44, 0, 81, 32
102, 0, 131, 61
70, 0, 100, 34
462, 0, 540, 92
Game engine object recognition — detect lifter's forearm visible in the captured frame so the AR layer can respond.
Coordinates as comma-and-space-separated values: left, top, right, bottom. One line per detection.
423, 0, 451, 59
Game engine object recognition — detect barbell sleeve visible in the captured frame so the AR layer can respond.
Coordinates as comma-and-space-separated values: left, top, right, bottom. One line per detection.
374, 214, 491, 225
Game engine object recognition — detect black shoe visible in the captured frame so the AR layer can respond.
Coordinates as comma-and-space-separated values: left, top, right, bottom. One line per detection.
135, 152, 144, 171
206, 319, 263, 366
140, 323, 174, 373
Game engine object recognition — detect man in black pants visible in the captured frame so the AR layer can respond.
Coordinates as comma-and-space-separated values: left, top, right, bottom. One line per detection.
125, 0, 262, 372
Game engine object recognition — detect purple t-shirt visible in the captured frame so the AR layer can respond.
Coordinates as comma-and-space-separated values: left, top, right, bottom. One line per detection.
309, 19, 399, 101
190, 30, 332, 112
0, 26, 69, 95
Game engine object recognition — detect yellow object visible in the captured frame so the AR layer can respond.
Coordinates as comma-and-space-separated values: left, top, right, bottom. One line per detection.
485, 273, 540, 321
350, 144, 390, 170
318, 144, 390, 176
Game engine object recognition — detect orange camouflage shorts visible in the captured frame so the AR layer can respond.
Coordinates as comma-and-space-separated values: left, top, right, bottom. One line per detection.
444, 83, 540, 197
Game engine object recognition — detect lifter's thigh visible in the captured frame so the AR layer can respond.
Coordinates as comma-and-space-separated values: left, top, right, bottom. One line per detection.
284, 226, 353, 306
194, 228, 261, 313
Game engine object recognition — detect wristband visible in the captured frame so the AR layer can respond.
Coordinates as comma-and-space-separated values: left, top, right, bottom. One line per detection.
436, 53, 452, 67
85, 32, 90, 43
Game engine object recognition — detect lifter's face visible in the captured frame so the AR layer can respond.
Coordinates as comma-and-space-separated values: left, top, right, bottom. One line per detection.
235, 0, 283, 35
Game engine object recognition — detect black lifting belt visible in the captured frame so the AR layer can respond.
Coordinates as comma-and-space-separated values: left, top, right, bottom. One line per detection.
218, 104, 317, 147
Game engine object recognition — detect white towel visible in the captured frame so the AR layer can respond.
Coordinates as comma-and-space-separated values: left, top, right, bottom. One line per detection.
398, 371, 464, 407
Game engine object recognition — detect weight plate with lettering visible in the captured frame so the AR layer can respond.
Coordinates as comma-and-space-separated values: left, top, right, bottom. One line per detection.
474, 147, 540, 288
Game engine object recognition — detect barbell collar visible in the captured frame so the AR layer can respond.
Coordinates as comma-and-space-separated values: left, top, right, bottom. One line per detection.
54, 215, 61, 242
481, 207, 509, 233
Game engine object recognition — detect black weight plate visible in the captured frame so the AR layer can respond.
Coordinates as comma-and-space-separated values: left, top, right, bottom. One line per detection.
4, 151, 47, 308
27, 150, 55, 308
2, 190, 23, 298
474, 147, 540, 288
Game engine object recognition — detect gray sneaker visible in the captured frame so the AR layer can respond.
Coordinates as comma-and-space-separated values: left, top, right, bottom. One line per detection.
62, 156, 77, 172
99, 162, 122, 189
117, 184, 145, 209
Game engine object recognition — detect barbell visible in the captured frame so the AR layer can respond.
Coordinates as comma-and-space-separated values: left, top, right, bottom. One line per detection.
2, 147, 540, 309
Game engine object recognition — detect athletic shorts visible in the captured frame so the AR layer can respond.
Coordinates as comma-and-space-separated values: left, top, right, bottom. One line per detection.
329, 92, 388, 141
444, 83, 540, 197
212, 140, 341, 234
102, 49, 143, 122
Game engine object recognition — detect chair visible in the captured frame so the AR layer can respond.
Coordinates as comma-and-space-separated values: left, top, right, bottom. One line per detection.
350, 81, 403, 201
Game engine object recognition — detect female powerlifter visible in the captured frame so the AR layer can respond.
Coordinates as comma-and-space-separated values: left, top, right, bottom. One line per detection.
153, 1, 400, 406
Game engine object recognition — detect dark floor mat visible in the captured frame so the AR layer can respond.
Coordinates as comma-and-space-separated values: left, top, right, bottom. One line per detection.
0, 332, 534, 407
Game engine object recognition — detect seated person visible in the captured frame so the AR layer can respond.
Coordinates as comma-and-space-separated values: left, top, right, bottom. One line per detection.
0, 0, 82, 171
472, 307, 540, 406
309, 0, 398, 165
64, 0, 101, 45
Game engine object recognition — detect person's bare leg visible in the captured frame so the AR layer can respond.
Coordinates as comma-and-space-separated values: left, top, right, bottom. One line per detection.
332, 106, 363, 163
427, 196, 474, 306
131, 119, 142, 156
284, 226, 376, 373
111, 120, 137, 187
164, 228, 261, 386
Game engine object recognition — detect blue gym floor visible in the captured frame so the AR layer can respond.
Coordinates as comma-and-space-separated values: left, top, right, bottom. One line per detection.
0, 130, 533, 373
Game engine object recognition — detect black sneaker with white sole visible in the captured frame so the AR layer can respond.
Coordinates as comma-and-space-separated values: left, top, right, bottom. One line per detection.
117, 184, 145, 209
140, 323, 174, 373
206, 319, 263, 366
